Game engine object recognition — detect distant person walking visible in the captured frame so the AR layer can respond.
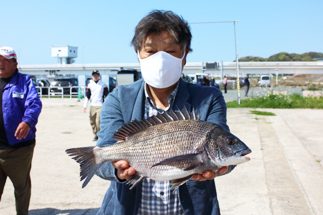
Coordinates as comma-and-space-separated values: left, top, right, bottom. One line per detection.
0, 46, 42, 215
223, 75, 227, 93
83, 70, 109, 141
244, 74, 250, 97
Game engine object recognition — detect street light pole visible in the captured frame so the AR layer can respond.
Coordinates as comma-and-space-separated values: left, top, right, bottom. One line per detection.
189, 20, 241, 104
233, 21, 240, 104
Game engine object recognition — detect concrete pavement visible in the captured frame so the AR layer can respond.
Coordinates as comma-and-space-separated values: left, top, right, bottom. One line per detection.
0, 98, 322, 215
216, 108, 323, 215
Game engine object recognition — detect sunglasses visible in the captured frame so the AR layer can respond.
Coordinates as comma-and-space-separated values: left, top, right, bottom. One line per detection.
93, 74, 99, 77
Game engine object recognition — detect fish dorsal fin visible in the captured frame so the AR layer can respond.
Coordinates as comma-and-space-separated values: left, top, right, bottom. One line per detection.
113, 106, 199, 141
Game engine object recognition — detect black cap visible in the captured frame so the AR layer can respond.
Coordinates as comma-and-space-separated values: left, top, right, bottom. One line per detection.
92, 70, 100, 75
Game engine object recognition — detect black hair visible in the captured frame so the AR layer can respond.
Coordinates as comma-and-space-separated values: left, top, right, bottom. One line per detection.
131, 10, 192, 52
11, 58, 17, 63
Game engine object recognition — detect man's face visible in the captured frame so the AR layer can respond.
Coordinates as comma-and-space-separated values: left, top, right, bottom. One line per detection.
0, 55, 17, 78
92, 74, 100, 81
138, 31, 188, 68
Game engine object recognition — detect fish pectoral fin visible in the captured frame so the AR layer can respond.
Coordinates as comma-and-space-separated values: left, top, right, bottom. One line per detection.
151, 153, 203, 171
170, 174, 194, 190
126, 175, 145, 190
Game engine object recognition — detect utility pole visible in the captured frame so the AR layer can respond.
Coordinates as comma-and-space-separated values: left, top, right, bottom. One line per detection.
233, 21, 240, 104
189, 20, 240, 104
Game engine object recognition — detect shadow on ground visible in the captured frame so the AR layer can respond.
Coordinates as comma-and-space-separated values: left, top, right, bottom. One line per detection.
29, 207, 100, 215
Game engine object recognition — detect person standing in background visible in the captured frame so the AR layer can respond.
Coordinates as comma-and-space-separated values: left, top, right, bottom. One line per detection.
201, 76, 210, 86
244, 74, 250, 97
210, 77, 215, 87
0, 46, 42, 215
83, 70, 109, 141
223, 75, 227, 93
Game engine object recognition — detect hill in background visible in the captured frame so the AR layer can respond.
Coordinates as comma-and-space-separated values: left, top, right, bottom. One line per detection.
238, 52, 323, 62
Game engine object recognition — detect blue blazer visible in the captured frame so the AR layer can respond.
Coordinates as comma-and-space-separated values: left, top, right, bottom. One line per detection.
96, 78, 232, 215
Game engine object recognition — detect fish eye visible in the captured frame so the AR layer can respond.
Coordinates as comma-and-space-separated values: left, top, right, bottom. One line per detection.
227, 138, 236, 145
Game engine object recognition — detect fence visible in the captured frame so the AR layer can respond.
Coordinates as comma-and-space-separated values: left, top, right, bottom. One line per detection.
248, 87, 304, 99
36, 86, 86, 99
215, 80, 238, 89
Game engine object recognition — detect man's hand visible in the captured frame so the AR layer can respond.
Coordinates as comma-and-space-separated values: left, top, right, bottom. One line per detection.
192, 166, 229, 181
83, 107, 87, 113
14, 122, 30, 140
112, 160, 136, 181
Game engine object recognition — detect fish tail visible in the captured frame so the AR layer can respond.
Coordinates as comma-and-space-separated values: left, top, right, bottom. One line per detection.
66, 147, 102, 188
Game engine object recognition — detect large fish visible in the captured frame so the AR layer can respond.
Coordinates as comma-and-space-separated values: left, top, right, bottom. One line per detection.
66, 107, 251, 189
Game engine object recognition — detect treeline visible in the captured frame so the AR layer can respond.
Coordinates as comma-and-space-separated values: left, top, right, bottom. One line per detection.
237, 52, 323, 62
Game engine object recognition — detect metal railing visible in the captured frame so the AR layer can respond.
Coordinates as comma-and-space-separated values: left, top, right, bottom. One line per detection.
36, 86, 86, 99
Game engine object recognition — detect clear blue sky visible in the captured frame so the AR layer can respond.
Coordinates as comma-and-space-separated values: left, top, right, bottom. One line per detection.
1, 0, 322, 65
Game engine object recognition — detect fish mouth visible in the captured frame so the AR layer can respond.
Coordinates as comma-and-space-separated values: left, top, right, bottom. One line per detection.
236, 149, 252, 157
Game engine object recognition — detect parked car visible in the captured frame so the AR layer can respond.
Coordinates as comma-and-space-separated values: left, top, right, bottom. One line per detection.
228, 77, 244, 87
28, 75, 37, 83
213, 81, 220, 89
195, 77, 219, 89
116, 69, 141, 86
108, 77, 116, 92
118, 69, 141, 81
197, 77, 203, 85
36, 78, 51, 95
187, 74, 197, 84
181, 74, 193, 83
27, 75, 38, 87
258, 75, 271, 87
50, 77, 78, 95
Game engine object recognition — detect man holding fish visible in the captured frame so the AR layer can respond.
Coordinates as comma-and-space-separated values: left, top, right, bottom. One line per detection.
67, 10, 251, 215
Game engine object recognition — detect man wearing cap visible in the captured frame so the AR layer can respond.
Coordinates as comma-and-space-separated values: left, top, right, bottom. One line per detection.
0, 46, 42, 215
84, 70, 108, 141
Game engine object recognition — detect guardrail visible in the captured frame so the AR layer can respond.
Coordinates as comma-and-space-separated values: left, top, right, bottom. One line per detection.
36, 86, 86, 99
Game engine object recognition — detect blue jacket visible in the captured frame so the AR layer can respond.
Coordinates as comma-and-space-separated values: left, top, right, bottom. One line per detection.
96, 78, 233, 215
2, 70, 42, 145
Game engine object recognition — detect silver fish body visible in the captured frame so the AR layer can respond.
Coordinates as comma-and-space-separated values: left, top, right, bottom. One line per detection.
66, 107, 251, 189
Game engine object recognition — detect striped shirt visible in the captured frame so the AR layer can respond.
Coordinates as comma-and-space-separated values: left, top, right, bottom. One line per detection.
137, 83, 184, 215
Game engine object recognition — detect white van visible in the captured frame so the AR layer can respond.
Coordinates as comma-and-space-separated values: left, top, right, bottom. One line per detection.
258, 75, 271, 87
187, 74, 197, 84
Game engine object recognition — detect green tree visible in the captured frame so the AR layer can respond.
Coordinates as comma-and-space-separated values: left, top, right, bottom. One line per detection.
307, 52, 323, 59
267, 52, 292, 61
238, 56, 266, 62
236, 52, 323, 62
290, 53, 301, 61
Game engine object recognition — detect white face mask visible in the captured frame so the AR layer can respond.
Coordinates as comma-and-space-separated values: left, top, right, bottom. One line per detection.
138, 50, 185, 89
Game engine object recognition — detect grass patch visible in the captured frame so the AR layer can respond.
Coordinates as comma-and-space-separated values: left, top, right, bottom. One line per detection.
306, 86, 322, 91
250, 110, 276, 116
227, 94, 323, 109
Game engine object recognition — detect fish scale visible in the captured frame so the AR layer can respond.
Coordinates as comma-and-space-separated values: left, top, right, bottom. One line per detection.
66, 107, 252, 189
